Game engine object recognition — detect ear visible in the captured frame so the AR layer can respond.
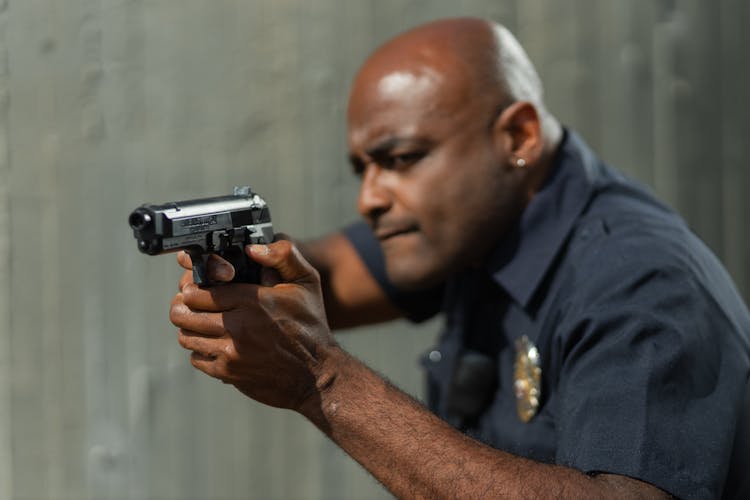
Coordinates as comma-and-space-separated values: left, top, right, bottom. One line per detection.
491, 101, 543, 167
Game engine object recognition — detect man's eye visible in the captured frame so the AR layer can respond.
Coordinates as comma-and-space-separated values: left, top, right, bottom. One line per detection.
382, 152, 425, 170
350, 157, 366, 176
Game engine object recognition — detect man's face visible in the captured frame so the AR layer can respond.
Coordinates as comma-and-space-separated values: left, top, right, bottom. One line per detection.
347, 65, 525, 290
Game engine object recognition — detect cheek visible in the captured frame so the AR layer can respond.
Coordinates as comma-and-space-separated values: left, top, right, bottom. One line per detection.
386, 143, 504, 271
394, 185, 471, 271
415, 159, 491, 232
423, 161, 511, 260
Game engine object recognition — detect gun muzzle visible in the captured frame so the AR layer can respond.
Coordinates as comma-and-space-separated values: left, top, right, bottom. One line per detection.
128, 209, 153, 231
128, 206, 165, 255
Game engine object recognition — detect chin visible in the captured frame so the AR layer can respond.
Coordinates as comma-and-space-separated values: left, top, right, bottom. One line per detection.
380, 233, 459, 290
384, 257, 447, 291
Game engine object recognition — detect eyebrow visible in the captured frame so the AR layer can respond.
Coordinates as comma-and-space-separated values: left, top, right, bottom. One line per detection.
348, 136, 433, 170
367, 136, 432, 157
365, 137, 406, 157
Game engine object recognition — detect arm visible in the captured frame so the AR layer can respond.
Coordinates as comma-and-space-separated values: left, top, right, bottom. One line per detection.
170, 241, 670, 499
306, 347, 668, 499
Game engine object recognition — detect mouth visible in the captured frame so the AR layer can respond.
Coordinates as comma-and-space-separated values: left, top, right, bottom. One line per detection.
374, 225, 419, 241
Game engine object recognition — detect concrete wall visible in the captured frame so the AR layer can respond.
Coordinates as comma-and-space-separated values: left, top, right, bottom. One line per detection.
1, 1, 748, 498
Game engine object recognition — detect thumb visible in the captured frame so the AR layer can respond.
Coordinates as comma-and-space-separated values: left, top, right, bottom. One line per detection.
246, 239, 318, 285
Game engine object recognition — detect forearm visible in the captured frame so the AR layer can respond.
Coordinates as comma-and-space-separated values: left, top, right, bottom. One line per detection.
298, 234, 403, 329
301, 346, 666, 499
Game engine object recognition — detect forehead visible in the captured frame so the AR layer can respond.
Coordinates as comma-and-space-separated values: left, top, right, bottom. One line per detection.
347, 64, 474, 149
346, 19, 503, 147
377, 69, 439, 99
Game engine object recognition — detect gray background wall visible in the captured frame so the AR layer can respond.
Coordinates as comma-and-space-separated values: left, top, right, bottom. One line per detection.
1, 0, 748, 499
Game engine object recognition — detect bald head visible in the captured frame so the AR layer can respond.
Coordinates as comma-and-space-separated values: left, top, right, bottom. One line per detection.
347, 19, 562, 288
349, 17, 559, 142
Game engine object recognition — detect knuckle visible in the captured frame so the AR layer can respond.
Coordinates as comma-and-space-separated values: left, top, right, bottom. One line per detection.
307, 265, 321, 283
179, 271, 193, 290
222, 341, 235, 357
180, 284, 200, 307
274, 239, 294, 258
206, 358, 226, 381
169, 297, 186, 325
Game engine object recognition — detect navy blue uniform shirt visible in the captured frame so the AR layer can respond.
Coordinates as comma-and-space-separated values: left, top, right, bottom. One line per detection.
344, 130, 750, 499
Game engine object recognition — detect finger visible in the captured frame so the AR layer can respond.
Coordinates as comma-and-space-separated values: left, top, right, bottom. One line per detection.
261, 233, 288, 286
170, 296, 229, 337
179, 269, 193, 292
189, 352, 224, 380
177, 328, 226, 356
246, 240, 319, 285
207, 253, 235, 282
177, 250, 193, 270
177, 251, 235, 282
179, 281, 261, 312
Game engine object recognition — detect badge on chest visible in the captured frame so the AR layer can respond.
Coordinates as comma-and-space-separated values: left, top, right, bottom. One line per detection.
514, 335, 542, 422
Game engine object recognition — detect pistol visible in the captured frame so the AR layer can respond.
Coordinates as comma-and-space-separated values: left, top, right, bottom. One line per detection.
128, 186, 274, 285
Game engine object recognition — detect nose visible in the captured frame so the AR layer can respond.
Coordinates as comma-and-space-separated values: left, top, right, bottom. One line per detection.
357, 163, 392, 219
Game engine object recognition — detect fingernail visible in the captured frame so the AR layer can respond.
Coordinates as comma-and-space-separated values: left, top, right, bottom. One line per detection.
215, 262, 233, 280
250, 244, 270, 256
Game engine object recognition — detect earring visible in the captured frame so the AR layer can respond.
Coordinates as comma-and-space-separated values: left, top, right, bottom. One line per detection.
515, 158, 526, 168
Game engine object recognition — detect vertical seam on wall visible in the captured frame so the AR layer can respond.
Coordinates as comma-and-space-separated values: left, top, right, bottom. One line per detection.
0, 0, 13, 498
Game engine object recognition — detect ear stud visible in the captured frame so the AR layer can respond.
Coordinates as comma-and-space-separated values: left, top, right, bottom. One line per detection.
515, 158, 526, 168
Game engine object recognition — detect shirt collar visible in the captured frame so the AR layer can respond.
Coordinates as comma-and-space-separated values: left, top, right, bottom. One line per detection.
486, 129, 601, 309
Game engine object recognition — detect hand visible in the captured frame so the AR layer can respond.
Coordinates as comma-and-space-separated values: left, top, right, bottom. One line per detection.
169, 241, 338, 411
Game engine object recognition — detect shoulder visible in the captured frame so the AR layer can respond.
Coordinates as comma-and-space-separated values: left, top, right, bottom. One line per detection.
559, 171, 728, 304
540, 168, 750, 357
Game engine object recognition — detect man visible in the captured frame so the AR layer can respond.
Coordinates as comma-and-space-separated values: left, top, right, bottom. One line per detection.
169, 18, 750, 498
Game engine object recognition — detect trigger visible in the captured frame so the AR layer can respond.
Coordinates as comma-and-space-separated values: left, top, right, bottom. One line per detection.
187, 250, 210, 286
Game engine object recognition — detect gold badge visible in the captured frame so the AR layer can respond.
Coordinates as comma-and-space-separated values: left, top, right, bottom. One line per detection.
514, 335, 541, 423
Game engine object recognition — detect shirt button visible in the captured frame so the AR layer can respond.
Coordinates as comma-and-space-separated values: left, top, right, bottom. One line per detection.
428, 350, 442, 363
